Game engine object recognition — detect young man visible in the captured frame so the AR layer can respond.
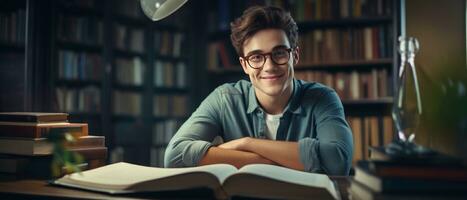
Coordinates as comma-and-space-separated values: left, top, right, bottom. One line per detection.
165, 6, 353, 175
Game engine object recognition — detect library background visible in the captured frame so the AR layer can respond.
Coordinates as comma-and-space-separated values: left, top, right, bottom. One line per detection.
1, 0, 466, 169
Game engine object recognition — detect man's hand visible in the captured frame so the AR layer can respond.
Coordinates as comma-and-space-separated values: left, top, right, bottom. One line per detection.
217, 137, 251, 151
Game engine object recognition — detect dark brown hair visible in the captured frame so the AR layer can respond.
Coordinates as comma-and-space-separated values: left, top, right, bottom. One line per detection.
230, 6, 298, 57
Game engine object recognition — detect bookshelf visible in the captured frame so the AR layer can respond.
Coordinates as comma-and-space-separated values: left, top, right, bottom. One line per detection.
49, 0, 193, 166
52, 0, 105, 139
110, 0, 147, 167
203, 0, 400, 166
0, 0, 27, 112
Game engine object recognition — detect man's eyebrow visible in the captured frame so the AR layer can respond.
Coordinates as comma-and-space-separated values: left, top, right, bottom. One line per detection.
272, 45, 289, 50
245, 45, 290, 57
245, 49, 263, 57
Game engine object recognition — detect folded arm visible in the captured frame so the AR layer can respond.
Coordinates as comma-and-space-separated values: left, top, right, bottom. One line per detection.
199, 146, 276, 169
218, 138, 303, 170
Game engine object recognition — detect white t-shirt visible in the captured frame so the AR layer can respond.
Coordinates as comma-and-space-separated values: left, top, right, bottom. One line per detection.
264, 112, 283, 140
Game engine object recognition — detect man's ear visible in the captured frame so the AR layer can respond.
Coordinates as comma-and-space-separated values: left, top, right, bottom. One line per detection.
239, 57, 249, 75
293, 47, 300, 65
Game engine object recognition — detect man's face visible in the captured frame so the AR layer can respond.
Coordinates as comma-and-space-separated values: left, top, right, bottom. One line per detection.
239, 29, 299, 99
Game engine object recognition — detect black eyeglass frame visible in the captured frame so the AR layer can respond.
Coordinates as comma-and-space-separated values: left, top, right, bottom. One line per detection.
241, 47, 295, 69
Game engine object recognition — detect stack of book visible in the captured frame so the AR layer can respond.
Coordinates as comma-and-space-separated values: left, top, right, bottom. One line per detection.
0, 112, 107, 179
350, 148, 467, 200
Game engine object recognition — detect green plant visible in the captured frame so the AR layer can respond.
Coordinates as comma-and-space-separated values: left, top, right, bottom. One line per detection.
47, 130, 84, 178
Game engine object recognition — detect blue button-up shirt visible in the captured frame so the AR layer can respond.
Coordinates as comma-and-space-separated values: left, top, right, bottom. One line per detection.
165, 79, 353, 175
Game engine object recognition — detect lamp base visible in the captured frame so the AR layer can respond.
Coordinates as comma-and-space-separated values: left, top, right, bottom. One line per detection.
384, 140, 435, 158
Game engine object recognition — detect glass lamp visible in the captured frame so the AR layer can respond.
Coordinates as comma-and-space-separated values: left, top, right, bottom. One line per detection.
386, 36, 433, 157
140, 0, 188, 21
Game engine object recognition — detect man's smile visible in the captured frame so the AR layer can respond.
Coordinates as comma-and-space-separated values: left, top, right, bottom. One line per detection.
260, 74, 284, 80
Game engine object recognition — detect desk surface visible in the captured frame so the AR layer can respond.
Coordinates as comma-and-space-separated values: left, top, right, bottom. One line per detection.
0, 176, 351, 200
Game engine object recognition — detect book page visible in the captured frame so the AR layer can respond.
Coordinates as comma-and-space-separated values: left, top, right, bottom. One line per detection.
232, 164, 338, 199
55, 162, 238, 192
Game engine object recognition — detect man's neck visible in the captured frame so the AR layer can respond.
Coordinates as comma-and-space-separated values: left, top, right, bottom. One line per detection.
256, 84, 293, 115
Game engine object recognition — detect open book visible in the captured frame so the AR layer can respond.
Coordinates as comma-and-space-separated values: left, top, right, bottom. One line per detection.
53, 162, 339, 200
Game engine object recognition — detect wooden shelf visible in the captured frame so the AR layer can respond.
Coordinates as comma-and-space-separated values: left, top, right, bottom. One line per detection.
55, 79, 101, 87
57, 5, 103, 17
113, 14, 149, 27
115, 143, 153, 148
153, 87, 188, 94
155, 54, 187, 62
297, 16, 393, 30
114, 83, 188, 94
207, 29, 230, 41
56, 41, 102, 52
151, 144, 169, 148
343, 98, 394, 115
114, 49, 146, 58
152, 23, 185, 32
295, 58, 393, 71
207, 67, 244, 75
342, 97, 393, 106
208, 16, 393, 40
0, 42, 24, 53
114, 83, 144, 92
153, 116, 188, 121
69, 112, 101, 118
112, 114, 141, 121
1, 1, 26, 11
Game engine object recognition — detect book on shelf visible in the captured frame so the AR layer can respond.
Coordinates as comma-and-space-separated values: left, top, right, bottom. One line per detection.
295, 69, 391, 100
0, 135, 105, 156
369, 146, 464, 166
56, 86, 101, 113
0, 122, 88, 138
115, 57, 144, 86
155, 31, 185, 57
150, 146, 166, 167
113, 91, 142, 116
297, 26, 392, 64
113, 0, 144, 19
53, 162, 339, 200
57, 50, 103, 81
0, 147, 107, 178
0, 9, 26, 44
57, 14, 103, 45
347, 115, 394, 165
152, 60, 188, 88
348, 178, 466, 200
207, 40, 238, 70
153, 95, 188, 117
152, 120, 182, 146
353, 160, 467, 193
0, 112, 68, 123
359, 160, 467, 182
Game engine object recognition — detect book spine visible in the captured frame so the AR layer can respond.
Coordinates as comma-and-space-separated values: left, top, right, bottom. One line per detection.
0, 124, 88, 138
64, 136, 105, 148
0, 148, 106, 178
71, 147, 107, 160
0, 114, 68, 123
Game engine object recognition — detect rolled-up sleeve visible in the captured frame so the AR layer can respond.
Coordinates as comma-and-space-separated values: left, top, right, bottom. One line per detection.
299, 91, 353, 175
164, 89, 222, 168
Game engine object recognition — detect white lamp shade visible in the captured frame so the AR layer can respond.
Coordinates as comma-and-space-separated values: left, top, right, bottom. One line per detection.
140, 0, 188, 21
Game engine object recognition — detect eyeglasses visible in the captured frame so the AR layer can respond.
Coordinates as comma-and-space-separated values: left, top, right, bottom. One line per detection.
241, 47, 293, 69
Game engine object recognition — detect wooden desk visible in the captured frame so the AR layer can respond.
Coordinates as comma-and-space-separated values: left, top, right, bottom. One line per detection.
0, 177, 351, 200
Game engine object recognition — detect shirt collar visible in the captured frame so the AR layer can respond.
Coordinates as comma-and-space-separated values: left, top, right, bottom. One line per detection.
246, 79, 303, 115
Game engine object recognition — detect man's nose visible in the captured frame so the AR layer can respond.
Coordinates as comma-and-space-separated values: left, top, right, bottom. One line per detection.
262, 54, 276, 70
